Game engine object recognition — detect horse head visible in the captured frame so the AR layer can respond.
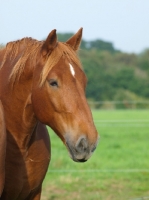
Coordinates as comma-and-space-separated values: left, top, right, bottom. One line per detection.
31, 28, 99, 162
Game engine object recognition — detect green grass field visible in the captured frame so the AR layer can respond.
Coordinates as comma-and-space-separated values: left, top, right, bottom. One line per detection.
41, 110, 149, 200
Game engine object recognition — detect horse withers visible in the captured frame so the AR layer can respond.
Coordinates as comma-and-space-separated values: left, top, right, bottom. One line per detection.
0, 28, 99, 199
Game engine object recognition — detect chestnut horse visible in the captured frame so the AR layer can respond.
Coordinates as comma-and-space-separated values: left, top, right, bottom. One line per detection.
0, 28, 99, 199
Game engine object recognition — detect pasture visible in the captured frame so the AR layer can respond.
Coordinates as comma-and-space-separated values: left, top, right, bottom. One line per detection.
41, 110, 149, 200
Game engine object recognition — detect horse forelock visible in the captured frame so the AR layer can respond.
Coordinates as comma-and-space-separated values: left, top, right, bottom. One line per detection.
0, 38, 82, 86
39, 42, 82, 87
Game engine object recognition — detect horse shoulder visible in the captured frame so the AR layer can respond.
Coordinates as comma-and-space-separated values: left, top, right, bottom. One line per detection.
27, 122, 51, 160
25, 122, 51, 190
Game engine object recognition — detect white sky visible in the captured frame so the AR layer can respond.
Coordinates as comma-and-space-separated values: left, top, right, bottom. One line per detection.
0, 0, 149, 53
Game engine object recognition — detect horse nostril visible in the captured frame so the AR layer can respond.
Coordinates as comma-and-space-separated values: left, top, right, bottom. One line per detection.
91, 146, 96, 153
75, 137, 88, 153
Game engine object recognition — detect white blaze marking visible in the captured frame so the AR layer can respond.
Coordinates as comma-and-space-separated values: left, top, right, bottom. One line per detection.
69, 63, 75, 77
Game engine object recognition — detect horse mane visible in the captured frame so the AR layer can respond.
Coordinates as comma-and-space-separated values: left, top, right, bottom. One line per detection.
0, 38, 42, 84
0, 37, 82, 86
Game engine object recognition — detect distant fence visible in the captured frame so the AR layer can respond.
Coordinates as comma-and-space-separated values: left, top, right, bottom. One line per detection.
88, 100, 149, 109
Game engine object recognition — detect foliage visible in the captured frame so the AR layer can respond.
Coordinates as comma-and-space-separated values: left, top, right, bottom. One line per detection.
80, 50, 149, 102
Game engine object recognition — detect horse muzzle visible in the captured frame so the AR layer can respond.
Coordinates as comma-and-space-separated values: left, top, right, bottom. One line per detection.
65, 135, 99, 163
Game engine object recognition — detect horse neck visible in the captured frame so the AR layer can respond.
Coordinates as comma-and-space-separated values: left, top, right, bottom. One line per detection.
0, 48, 39, 150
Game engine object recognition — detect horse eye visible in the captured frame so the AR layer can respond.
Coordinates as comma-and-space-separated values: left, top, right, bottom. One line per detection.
49, 79, 58, 87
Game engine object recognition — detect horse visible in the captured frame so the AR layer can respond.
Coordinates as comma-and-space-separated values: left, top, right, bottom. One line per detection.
0, 28, 99, 199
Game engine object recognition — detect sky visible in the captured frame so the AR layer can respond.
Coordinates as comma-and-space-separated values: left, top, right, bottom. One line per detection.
0, 0, 149, 54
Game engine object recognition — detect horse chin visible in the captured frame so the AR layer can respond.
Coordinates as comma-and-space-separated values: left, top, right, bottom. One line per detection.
68, 152, 88, 163
72, 157, 88, 163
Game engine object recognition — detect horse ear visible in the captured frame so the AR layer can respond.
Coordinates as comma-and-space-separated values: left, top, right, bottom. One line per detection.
66, 28, 83, 51
41, 29, 57, 56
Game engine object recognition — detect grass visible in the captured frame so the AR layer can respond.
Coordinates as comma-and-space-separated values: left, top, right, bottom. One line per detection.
41, 110, 149, 200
